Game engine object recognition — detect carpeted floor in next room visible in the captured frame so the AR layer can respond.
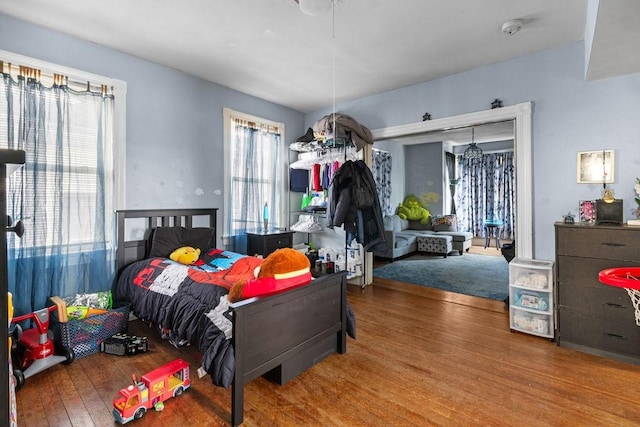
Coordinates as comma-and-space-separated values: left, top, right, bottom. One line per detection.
373, 251, 509, 301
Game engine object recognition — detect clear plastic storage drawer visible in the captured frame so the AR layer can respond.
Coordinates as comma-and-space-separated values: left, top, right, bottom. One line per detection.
509, 258, 554, 291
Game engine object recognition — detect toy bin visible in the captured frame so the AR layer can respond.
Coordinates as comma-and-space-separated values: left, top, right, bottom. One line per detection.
49, 296, 129, 359
511, 308, 551, 336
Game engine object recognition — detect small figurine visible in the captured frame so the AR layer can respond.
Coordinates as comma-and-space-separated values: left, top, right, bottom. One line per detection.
563, 212, 575, 224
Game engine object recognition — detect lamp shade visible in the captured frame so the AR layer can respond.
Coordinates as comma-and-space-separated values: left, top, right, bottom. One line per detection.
463, 142, 483, 159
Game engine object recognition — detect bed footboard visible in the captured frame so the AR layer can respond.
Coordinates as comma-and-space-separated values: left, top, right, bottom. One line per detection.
230, 272, 347, 426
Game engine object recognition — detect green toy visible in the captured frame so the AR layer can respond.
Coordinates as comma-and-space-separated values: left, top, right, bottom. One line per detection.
396, 195, 431, 225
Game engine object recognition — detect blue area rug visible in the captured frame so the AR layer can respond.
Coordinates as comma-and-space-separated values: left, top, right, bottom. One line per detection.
373, 253, 509, 301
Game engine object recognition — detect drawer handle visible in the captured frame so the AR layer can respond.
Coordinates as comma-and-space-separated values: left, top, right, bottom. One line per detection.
606, 333, 627, 340
601, 242, 626, 247
603, 302, 625, 308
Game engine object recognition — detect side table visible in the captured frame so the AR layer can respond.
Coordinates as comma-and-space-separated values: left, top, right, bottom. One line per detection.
483, 219, 503, 249
246, 229, 294, 257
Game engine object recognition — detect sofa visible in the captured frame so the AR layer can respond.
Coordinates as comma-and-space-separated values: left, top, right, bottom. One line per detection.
374, 214, 473, 261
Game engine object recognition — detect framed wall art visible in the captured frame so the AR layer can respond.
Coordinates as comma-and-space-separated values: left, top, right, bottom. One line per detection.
579, 200, 596, 222
577, 150, 614, 184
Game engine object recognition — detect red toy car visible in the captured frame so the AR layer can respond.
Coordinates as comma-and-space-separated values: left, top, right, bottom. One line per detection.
112, 359, 190, 424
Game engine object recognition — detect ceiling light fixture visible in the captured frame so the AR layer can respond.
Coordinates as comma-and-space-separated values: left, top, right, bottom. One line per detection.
292, 0, 342, 16
463, 128, 483, 160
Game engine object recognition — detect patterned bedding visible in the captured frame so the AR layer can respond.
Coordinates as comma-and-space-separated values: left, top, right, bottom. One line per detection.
113, 249, 263, 387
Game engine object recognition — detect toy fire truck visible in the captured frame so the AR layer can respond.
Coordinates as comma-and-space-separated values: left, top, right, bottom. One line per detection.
101, 333, 148, 356
112, 358, 190, 424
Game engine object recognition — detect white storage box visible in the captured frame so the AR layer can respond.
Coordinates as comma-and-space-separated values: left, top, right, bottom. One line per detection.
509, 257, 555, 338
509, 258, 554, 290
511, 309, 550, 336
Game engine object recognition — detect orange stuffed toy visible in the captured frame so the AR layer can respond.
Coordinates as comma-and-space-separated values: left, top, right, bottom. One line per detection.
228, 248, 312, 303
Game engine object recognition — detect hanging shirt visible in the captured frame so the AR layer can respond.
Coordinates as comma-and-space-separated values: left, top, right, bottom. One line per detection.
313, 163, 322, 191
290, 168, 309, 193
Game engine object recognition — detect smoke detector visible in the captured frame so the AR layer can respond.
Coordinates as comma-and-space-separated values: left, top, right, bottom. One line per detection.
501, 19, 523, 35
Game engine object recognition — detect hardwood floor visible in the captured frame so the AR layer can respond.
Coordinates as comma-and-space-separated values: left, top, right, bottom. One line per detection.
15, 275, 640, 426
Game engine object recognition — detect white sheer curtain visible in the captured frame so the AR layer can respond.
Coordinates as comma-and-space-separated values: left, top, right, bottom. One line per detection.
225, 117, 284, 254
1, 69, 116, 316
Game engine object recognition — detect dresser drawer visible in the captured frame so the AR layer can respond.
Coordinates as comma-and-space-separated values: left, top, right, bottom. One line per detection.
247, 231, 293, 257
558, 307, 640, 356
556, 256, 640, 288
262, 234, 292, 253
557, 281, 632, 314
556, 227, 640, 261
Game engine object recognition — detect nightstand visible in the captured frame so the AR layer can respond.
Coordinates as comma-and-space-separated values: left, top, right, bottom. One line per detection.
246, 229, 294, 257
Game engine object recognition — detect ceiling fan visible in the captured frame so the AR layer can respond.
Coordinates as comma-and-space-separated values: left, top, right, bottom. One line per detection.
291, 0, 343, 16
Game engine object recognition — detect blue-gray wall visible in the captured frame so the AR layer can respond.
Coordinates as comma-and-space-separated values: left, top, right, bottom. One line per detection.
404, 143, 443, 216
3, 14, 640, 261
307, 42, 640, 261
0, 14, 305, 215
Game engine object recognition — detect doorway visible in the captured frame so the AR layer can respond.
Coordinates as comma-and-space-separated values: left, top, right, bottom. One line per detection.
370, 102, 532, 260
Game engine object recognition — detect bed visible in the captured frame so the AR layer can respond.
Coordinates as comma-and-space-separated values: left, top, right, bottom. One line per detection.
113, 208, 350, 426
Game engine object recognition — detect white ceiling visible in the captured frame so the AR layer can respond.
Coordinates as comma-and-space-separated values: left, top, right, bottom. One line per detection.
0, 0, 637, 113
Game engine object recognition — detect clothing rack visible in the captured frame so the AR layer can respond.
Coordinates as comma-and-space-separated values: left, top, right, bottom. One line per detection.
290, 146, 358, 170
289, 129, 369, 286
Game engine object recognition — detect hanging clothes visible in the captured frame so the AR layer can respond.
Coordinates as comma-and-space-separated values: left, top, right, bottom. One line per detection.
313, 113, 373, 151
312, 163, 322, 191
326, 160, 387, 252
290, 168, 309, 193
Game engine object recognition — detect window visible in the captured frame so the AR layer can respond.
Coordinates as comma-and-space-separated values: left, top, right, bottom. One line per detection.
1, 50, 126, 315
223, 108, 286, 252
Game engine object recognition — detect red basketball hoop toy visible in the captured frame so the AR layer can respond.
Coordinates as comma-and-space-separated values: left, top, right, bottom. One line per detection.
599, 267, 640, 325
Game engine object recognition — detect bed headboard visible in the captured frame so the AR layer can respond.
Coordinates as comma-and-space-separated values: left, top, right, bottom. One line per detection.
115, 208, 218, 274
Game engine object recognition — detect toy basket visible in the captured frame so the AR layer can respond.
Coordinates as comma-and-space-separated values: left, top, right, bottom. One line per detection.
50, 297, 129, 359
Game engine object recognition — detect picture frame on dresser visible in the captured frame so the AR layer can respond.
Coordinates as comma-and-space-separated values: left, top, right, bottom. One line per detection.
579, 200, 596, 223
577, 150, 614, 184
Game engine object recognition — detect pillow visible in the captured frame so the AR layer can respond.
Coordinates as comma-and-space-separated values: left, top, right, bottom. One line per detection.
148, 226, 215, 259
408, 219, 432, 231
431, 215, 457, 232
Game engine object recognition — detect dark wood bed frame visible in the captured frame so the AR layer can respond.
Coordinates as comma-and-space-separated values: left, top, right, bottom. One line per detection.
115, 208, 347, 426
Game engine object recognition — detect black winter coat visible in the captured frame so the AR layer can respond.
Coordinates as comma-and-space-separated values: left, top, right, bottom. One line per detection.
327, 160, 387, 252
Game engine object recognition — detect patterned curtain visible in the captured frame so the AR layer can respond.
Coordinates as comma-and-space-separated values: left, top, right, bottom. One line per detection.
445, 152, 456, 214
372, 149, 392, 216
2, 72, 116, 316
456, 151, 516, 240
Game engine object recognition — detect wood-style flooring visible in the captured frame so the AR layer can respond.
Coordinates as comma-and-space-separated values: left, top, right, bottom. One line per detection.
15, 250, 640, 426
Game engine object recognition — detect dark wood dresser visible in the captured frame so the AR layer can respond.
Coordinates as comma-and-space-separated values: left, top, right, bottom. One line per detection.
555, 222, 640, 364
